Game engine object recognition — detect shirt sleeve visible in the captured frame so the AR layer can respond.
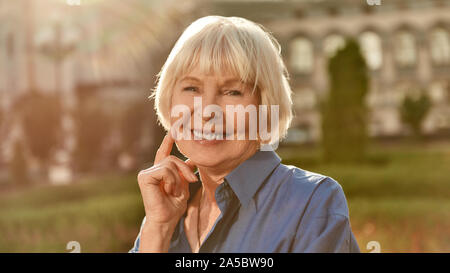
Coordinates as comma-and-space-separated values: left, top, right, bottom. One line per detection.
290, 177, 360, 253
128, 216, 146, 253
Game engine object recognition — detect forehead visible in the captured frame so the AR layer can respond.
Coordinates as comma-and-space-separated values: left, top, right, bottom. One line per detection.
178, 66, 245, 84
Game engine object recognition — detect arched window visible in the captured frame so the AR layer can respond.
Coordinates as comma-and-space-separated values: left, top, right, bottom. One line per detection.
290, 37, 314, 74
430, 27, 450, 66
359, 31, 383, 70
394, 30, 417, 68
323, 34, 346, 58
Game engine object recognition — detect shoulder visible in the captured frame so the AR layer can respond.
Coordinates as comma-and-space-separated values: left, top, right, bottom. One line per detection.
271, 163, 349, 218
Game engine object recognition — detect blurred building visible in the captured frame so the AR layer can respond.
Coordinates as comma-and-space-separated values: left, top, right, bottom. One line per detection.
1, 0, 450, 177
212, 0, 450, 142
0, 0, 197, 182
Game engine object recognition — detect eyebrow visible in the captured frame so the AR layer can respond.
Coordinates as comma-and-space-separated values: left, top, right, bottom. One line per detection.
179, 76, 201, 83
223, 78, 244, 85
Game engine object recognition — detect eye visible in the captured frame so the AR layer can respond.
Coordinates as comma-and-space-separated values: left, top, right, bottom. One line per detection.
225, 90, 242, 96
183, 86, 197, 92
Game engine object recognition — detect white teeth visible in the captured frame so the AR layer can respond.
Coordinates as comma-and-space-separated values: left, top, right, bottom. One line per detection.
192, 130, 224, 140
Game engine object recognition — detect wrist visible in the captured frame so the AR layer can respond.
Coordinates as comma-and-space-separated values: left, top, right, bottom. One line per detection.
139, 220, 178, 253
142, 220, 177, 235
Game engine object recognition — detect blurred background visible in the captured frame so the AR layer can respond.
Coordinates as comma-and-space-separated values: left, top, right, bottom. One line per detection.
0, 0, 449, 252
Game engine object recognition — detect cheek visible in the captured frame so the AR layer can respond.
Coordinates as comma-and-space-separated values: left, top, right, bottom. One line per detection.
170, 94, 194, 125
223, 105, 260, 128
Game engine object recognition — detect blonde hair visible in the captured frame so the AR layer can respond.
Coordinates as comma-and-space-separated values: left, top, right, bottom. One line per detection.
151, 16, 293, 143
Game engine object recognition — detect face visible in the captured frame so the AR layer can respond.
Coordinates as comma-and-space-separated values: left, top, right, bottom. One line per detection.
170, 66, 260, 170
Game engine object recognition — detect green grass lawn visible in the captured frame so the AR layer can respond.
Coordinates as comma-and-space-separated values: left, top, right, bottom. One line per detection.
0, 140, 449, 252
280, 140, 450, 252
0, 175, 145, 252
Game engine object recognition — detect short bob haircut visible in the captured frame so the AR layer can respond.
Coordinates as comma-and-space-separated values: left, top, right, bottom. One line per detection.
151, 16, 293, 144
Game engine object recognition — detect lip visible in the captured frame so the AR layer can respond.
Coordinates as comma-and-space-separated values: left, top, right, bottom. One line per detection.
190, 129, 233, 145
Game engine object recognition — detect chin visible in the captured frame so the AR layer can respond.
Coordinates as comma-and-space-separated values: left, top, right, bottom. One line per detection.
176, 139, 235, 167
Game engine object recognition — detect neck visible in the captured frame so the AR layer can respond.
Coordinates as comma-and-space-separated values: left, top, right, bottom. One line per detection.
197, 146, 258, 203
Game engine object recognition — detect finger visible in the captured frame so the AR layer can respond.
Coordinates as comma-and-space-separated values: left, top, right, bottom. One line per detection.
160, 167, 176, 196
154, 134, 174, 164
167, 156, 198, 182
166, 161, 183, 197
138, 160, 188, 196
185, 159, 198, 183
184, 159, 197, 172
184, 159, 198, 183
142, 166, 178, 196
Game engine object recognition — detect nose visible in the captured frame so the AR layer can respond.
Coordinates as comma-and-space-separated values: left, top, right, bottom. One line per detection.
190, 85, 225, 132
202, 89, 218, 116
193, 86, 220, 122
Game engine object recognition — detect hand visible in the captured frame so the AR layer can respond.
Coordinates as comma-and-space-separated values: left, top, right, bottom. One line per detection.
137, 133, 198, 227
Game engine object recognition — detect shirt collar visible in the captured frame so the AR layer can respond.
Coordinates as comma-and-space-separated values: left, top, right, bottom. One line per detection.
225, 149, 281, 207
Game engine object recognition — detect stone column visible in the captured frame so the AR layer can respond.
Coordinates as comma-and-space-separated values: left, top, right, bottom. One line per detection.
312, 39, 327, 96
417, 31, 432, 89
381, 33, 396, 87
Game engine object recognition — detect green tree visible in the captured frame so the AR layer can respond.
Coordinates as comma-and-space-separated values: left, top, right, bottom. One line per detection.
400, 91, 431, 138
321, 39, 369, 163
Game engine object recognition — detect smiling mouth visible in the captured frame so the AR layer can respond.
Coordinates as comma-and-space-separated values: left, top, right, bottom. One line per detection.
191, 129, 233, 140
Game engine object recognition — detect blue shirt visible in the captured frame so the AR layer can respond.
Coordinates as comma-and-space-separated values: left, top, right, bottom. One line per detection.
129, 150, 360, 253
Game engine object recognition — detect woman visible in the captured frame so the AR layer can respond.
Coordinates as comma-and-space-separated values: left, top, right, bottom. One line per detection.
129, 16, 359, 253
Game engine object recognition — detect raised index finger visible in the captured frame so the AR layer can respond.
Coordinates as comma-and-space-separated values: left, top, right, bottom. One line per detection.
154, 133, 174, 164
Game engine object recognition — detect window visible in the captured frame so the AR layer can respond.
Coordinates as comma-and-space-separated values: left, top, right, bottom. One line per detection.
323, 34, 346, 58
430, 27, 450, 66
359, 31, 383, 70
394, 30, 417, 68
290, 37, 314, 74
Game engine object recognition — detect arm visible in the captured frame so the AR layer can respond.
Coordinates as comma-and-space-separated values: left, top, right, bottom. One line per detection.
290, 177, 360, 253
138, 220, 178, 253
129, 216, 178, 253
291, 213, 360, 252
